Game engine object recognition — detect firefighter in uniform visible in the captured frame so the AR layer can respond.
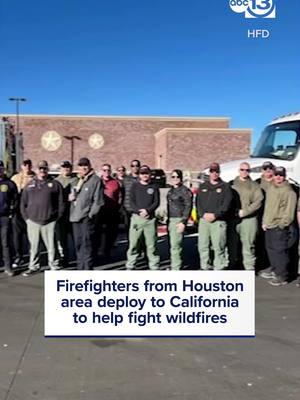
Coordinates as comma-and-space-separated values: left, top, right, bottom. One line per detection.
123, 160, 141, 235
256, 161, 275, 274
197, 162, 232, 270
69, 158, 104, 270
11, 159, 36, 267
126, 165, 160, 270
55, 160, 79, 267
21, 161, 65, 276
98, 163, 122, 259
228, 162, 263, 270
167, 169, 192, 270
0, 160, 18, 276
263, 166, 297, 286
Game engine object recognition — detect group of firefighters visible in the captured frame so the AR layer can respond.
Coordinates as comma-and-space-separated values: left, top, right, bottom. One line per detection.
0, 157, 299, 287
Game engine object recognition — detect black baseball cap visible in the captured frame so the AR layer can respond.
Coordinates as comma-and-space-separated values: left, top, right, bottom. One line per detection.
139, 165, 151, 174
274, 166, 286, 177
209, 162, 220, 173
262, 161, 274, 170
60, 160, 72, 168
78, 157, 91, 166
37, 160, 48, 169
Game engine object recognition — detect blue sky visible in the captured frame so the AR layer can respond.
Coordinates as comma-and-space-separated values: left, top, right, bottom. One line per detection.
0, 0, 299, 147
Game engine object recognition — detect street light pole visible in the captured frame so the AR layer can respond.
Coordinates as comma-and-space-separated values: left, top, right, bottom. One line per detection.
9, 97, 27, 170
63, 136, 81, 165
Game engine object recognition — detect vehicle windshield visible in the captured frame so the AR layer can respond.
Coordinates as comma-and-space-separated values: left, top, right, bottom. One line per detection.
252, 121, 300, 160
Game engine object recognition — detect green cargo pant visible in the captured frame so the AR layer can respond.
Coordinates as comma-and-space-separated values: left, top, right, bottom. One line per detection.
168, 217, 184, 270
228, 217, 258, 270
198, 219, 228, 270
27, 219, 57, 270
126, 214, 160, 270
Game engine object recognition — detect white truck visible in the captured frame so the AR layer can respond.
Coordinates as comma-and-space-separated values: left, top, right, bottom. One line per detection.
202, 112, 300, 185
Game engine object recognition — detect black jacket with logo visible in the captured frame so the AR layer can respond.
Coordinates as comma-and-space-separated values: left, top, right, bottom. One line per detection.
0, 176, 18, 217
167, 185, 192, 224
196, 179, 233, 220
130, 181, 160, 219
21, 177, 64, 224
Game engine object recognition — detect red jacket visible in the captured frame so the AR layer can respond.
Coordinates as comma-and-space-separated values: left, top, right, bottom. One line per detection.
102, 177, 122, 209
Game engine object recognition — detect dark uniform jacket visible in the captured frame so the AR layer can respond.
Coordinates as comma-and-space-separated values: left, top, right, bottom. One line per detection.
0, 176, 18, 217
123, 174, 139, 212
130, 181, 160, 219
196, 179, 232, 221
21, 177, 64, 224
167, 185, 192, 224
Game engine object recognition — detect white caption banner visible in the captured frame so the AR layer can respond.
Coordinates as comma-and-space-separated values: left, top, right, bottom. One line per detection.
44, 271, 255, 337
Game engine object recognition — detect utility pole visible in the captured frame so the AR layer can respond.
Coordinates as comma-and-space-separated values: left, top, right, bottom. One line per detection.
9, 97, 27, 169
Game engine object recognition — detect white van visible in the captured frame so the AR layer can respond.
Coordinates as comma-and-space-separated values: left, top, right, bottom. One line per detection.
202, 112, 300, 185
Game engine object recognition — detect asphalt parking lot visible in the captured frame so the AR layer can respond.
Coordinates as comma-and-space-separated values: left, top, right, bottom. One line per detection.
0, 235, 299, 400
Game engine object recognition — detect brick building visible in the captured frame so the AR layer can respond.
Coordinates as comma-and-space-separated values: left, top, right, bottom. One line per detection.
2, 114, 251, 173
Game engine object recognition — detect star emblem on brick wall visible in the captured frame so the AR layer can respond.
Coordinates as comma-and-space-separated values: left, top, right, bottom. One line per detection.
88, 133, 105, 149
41, 131, 62, 151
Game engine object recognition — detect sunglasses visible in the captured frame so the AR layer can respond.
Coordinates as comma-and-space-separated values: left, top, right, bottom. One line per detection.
240, 168, 250, 172
171, 175, 180, 179
209, 169, 219, 173
140, 172, 149, 175
118, 169, 125, 172
274, 173, 284, 177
